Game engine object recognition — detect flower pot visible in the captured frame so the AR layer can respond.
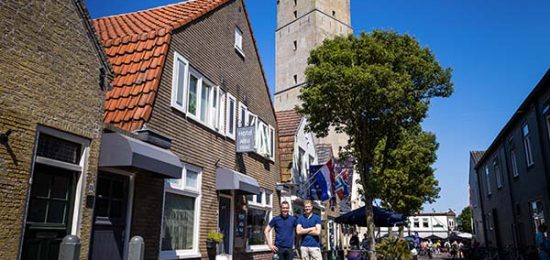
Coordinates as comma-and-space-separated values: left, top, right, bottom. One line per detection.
206, 242, 217, 260
206, 240, 217, 249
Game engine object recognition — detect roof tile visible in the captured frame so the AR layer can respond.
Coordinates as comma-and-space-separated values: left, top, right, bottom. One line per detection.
94, 0, 230, 131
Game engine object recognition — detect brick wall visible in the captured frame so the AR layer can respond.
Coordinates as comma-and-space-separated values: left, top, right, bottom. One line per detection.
0, 0, 107, 259
130, 172, 165, 260
145, 0, 281, 258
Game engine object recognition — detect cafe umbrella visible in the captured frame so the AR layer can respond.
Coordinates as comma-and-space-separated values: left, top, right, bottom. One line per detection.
335, 205, 407, 227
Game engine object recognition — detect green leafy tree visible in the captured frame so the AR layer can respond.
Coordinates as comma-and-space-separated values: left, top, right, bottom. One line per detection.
373, 126, 441, 236
299, 30, 453, 259
457, 206, 473, 233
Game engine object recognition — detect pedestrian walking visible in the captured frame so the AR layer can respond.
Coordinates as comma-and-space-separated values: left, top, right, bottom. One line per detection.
264, 201, 297, 260
296, 200, 322, 260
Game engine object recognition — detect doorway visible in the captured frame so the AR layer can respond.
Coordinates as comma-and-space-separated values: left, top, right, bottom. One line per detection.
90, 172, 130, 260
21, 164, 77, 260
218, 194, 234, 256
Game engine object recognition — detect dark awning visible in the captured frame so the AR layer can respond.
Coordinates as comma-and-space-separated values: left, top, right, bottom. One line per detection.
216, 167, 260, 195
99, 133, 182, 179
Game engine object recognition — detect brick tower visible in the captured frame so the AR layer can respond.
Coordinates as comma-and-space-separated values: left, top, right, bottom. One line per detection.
274, 0, 352, 111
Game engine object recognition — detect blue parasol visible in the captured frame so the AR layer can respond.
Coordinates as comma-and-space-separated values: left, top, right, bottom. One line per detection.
334, 205, 407, 227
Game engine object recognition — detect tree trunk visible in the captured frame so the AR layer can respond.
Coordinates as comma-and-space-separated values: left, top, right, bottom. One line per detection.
398, 225, 404, 238
364, 198, 377, 260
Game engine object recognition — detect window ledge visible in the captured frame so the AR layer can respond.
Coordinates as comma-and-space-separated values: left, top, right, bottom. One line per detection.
246, 245, 271, 253
159, 252, 201, 259
235, 46, 245, 58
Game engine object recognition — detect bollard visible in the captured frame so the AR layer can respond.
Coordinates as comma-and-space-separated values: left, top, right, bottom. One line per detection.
58, 235, 80, 260
128, 236, 145, 260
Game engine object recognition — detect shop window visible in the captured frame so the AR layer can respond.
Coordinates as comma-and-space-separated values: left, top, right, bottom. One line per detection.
247, 190, 273, 249
161, 164, 202, 259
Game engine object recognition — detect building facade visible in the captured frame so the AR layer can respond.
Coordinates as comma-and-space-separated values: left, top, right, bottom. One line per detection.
0, 0, 112, 259
379, 211, 457, 240
93, 0, 280, 259
472, 70, 550, 257
469, 151, 486, 246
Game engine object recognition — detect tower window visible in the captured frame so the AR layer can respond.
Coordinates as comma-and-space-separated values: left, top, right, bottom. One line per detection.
294, 10, 297, 19
332, 10, 336, 16
294, 0, 297, 6
293, 75, 298, 85
293, 40, 297, 51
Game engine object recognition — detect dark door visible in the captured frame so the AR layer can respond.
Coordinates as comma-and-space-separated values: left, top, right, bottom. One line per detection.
218, 196, 232, 254
90, 172, 129, 260
21, 164, 77, 260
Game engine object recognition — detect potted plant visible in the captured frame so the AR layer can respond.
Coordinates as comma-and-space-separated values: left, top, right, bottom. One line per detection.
206, 230, 223, 248
206, 231, 223, 260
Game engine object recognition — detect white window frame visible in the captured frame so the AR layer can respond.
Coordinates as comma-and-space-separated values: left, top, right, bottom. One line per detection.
236, 102, 275, 161
217, 89, 226, 134
485, 166, 492, 195
246, 190, 273, 252
523, 123, 535, 167
186, 66, 221, 131
160, 164, 202, 259
494, 160, 502, 189
234, 27, 244, 57
171, 52, 189, 113
238, 102, 248, 128
269, 125, 275, 160
226, 94, 237, 139
511, 149, 519, 178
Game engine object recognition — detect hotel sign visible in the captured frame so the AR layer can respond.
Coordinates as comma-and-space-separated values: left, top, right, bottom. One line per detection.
236, 127, 255, 153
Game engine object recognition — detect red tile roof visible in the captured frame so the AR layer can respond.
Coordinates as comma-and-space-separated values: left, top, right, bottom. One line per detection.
276, 109, 303, 182
93, 0, 230, 131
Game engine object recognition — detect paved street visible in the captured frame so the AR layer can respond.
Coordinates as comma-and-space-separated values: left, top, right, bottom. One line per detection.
418, 253, 456, 260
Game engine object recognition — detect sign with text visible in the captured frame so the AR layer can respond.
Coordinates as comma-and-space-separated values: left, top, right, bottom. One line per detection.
236, 127, 255, 153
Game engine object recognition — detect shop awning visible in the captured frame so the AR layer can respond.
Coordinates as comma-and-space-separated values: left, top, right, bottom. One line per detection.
216, 167, 260, 195
99, 132, 182, 179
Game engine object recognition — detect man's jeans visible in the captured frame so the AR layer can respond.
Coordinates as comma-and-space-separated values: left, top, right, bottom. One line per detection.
277, 247, 294, 260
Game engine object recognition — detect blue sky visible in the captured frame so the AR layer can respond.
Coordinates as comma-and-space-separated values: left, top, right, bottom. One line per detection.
86, 0, 550, 214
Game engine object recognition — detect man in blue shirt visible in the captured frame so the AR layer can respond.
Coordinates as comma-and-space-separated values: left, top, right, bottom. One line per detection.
264, 201, 297, 260
296, 200, 322, 260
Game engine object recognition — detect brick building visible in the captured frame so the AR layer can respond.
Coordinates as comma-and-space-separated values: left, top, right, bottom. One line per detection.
471, 69, 550, 257
92, 0, 280, 259
0, 0, 112, 259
